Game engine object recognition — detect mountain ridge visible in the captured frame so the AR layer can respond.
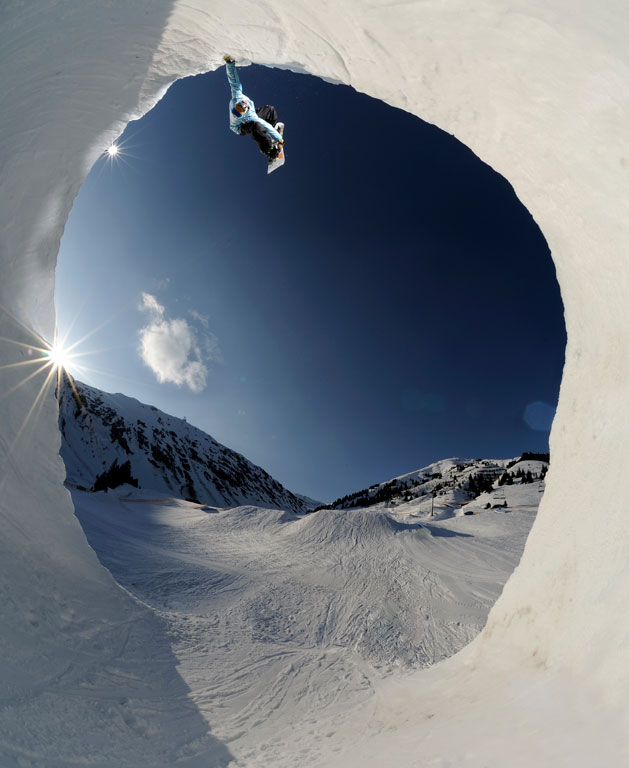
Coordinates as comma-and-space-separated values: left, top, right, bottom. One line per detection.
59, 376, 548, 518
58, 376, 309, 514
319, 454, 549, 514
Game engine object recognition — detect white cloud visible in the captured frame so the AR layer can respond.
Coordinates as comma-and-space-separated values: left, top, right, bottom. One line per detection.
138, 293, 220, 392
141, 292, 165, 317
189, 308, 209, 329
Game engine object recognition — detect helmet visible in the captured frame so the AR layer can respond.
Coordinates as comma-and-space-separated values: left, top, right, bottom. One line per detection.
232, 99, 250, 117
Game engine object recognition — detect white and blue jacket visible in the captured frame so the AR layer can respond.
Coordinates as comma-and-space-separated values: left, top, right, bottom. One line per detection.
226, 61, 283, 142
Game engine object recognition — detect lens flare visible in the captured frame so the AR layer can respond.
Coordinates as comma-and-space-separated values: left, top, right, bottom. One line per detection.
0, 314, 85, 495
0, 302, 150, 498
46, 343, 71, 370
100, 137, 137, 170
523, 401, 556, 431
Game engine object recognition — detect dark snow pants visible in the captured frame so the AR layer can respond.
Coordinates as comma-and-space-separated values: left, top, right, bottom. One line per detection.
240, 105, 279, 156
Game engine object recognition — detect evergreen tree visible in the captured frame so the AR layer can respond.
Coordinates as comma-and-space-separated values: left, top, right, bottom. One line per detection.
92, 459, 138, 492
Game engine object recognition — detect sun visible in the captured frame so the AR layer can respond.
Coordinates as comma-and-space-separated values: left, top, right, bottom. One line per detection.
46, 342, 71, 370
0, 317, 88, 470
101, 138, 136, 167
0, 305, 142, 471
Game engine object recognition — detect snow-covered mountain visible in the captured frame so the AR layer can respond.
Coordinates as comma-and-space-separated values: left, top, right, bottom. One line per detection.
322, 454, 549, 517
58, 376, 308, 514
59, 373, 548, 520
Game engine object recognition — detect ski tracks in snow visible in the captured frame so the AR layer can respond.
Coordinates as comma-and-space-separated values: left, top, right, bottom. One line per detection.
71, 491, 535, 766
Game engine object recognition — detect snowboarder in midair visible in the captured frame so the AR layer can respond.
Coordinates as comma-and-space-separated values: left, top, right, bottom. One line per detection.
223, 56, 284, 160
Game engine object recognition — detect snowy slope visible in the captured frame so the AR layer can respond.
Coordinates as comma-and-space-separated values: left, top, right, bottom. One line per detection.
325, 457, 515, 510
59, 377, 307, 514
1, 1, 629, 766
325, 455, 548, 515
458, 477, 545, 515
70, 488, 536, 767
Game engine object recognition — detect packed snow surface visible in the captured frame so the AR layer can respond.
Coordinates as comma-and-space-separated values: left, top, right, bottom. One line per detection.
1, 0, 629, 765
70, 488, 536, 767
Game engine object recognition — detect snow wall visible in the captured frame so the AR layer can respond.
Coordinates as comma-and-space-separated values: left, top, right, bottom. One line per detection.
1, 0, 628, 765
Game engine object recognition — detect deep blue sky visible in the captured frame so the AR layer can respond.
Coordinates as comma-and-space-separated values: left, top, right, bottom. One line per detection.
55, 65, 565, 502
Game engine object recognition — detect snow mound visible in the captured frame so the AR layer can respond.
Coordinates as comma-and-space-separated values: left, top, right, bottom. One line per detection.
294, 506, 416, 545
216, 503, 301, 528
70, 489, 535, 762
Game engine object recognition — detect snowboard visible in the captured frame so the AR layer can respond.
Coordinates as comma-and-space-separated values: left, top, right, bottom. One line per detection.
267, 143, 285, 174
267, 123, 285, 174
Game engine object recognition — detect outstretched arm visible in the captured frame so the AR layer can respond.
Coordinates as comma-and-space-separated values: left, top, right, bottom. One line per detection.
224, 57, 243, 100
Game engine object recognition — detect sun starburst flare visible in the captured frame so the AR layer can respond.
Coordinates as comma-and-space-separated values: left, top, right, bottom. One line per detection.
0, 300, 164, 499
0, 303, 114, 467
0, 312, 82, 496
46, 342, 72, 370
92, 136, 140, 181
0, 323, 84, 413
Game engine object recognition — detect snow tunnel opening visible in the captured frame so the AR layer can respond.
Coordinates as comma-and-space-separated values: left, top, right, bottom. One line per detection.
4, 3, 628, 764
53, 63, 566, 673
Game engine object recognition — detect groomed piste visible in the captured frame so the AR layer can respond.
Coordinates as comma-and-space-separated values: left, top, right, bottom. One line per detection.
67, 488, 537, 766
1, 1, 628, 766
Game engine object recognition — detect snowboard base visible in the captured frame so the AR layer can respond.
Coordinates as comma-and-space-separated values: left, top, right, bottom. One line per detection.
267, 144, 285, 174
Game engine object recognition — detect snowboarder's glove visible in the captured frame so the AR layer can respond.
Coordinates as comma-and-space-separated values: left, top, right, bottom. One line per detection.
223, 55, 235, 63
278, 138, 284, 145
